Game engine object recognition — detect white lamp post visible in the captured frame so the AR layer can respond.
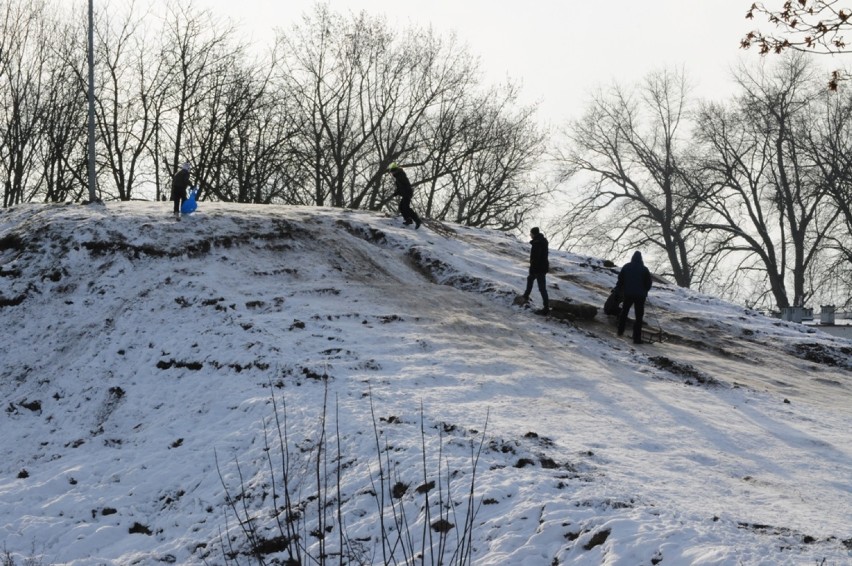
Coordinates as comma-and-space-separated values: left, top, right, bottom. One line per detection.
86, 0, 98, 203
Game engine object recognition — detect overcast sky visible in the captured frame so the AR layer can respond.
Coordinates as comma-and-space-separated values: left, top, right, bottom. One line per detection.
59, 1, 779, 124
196, 0, 763, 125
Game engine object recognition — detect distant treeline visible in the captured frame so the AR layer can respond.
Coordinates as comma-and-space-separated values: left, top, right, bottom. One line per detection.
553, 55, 852, 310
0, 0, 546, 231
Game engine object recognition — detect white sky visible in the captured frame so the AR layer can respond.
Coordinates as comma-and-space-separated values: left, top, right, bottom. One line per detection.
202, 0, 761, 125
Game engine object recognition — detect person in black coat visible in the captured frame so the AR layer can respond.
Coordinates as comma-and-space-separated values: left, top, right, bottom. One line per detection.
171, 162, 191, 219
387, 163, 422, 229
522, 227, 550, 314
616, 251, 653, 344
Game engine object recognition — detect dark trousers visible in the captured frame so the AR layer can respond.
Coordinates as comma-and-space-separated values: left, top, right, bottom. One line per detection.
171, 189, 186, 214
398, 196, 421, 224
618, 294, 646, 342
524, 271, 548, 308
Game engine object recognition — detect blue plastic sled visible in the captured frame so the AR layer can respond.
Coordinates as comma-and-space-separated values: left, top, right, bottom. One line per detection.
181, 188, 198, 215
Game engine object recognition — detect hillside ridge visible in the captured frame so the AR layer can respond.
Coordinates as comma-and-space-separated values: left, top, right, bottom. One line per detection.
1, 202, 850, 565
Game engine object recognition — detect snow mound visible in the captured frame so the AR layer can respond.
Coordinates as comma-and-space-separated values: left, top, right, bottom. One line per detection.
0, 202, 850, 565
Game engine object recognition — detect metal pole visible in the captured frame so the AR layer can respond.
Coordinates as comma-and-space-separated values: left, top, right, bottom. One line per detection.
86, 0, 97, 202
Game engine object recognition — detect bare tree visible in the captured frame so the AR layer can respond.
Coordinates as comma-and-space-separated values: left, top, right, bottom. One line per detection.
197, 56, 304, 204
555, 68, 706, 287
234, 72, 307, 205
695, 54, 840, 308
742, 1, 852, 88
277, 6, 421, 208
156, 2, 237, 198
90, 0, 168, 201
0, 0, 52, 206
40, 26, 89, 203
802, 88, 852, 305
188, 52, 259, 202
418, 84, 547, 230
363, 24, 490, 216
275, 5, 545, 228
275, 5, 344, 207
744, 0, 852, 54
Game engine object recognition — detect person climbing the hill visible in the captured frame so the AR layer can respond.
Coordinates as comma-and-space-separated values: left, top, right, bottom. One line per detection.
171, 162, 191, 221
616, 250, 653, 344
522, 227, 550, 315
387, 162, 422, 229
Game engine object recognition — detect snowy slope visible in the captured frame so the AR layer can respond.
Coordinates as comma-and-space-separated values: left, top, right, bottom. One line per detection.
0, 202, 850, 565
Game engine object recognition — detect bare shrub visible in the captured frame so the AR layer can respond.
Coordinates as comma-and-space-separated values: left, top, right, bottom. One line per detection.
215, 380, 485, 565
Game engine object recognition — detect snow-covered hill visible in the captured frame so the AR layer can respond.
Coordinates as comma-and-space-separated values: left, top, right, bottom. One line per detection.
1, 202, 850, 565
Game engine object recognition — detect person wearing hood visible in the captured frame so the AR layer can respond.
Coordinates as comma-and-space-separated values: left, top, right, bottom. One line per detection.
386, 162, 422, 229
522, 227, 550, 315
616, 251, 653, 344
171, 162, 192, 220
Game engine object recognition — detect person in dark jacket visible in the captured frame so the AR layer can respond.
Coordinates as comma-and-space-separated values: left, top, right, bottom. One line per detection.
616, 251, 653, 344
522, 227, 550, 315
171, 162, 191, 220
387, 163, 422, 229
